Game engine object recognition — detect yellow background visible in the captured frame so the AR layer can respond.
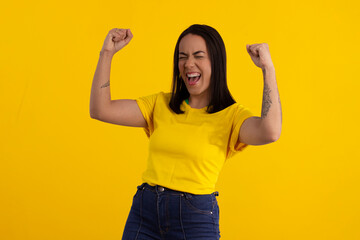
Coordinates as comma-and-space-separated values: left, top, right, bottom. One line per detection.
1, 0, 359, 239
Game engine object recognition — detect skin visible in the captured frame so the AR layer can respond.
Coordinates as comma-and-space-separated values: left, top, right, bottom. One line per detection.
239, 43, 282, 144
92, 27, 281, 146
177, 36, 281, 142
178, 34, 212, 109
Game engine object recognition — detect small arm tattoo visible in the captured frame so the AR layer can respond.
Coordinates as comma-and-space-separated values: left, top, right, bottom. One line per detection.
100, 80, 110, 88
261, 81, 272, 118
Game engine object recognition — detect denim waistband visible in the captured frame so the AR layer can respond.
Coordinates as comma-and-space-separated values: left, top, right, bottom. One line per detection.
137, 182, 219, 197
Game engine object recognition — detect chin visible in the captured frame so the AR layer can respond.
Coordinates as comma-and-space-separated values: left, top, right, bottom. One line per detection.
187, 89, 203, 96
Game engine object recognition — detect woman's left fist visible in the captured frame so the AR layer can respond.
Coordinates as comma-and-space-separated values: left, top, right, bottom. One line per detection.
246, 43, 274, 70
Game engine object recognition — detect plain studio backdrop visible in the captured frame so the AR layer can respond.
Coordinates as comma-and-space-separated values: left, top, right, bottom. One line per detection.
0, 0, 359, 239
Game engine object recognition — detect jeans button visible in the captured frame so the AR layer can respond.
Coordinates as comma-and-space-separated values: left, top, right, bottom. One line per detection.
158, 186, 164, 192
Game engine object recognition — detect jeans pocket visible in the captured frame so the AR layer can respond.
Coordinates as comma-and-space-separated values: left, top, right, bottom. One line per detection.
182, 193, 215, 215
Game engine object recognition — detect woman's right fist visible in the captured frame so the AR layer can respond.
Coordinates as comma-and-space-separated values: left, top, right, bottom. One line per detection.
101, 28, 133, 55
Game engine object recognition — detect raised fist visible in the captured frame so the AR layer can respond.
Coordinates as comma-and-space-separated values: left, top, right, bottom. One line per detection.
101, 28, 133, 55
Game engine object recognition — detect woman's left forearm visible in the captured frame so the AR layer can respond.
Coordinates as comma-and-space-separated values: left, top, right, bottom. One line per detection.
260, 66, 282, 141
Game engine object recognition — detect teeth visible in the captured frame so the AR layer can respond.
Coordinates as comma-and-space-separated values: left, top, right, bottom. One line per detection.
187, 73, 201, 77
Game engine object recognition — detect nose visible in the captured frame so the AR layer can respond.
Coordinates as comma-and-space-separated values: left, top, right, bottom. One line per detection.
184, 57, 195, 68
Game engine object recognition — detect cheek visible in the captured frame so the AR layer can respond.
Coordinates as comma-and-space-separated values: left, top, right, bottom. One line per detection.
205, 68, 211, 84
202, 62, 211, 74
205, 75, 211, 85
204, 67, 211, 80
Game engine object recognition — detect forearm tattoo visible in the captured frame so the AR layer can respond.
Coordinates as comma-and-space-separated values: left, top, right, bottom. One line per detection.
100, 80, 110, 88
261, 81, 272, 118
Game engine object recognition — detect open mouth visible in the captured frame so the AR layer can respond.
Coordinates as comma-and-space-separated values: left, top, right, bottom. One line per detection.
187, 74, 201, 86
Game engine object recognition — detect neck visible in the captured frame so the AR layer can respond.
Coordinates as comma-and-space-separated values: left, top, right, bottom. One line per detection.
188, 94, 210, 109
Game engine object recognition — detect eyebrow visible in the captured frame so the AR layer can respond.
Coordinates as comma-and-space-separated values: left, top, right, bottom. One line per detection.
179, 51, 205, 56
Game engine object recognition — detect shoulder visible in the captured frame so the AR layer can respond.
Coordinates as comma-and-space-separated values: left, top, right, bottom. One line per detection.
146, 91, 171, 106
137, 91, 166, 101
162, 91, 172, 98
223, 102, 253, 121
151, 91, 170, 98
231, 102, 245, 108
158, 91, 172, 103
232, 103, 254, 122
231, 102, 251, 112
216, 102, 245, 115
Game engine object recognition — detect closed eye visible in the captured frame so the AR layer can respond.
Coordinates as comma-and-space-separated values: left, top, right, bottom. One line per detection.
179, 56, 204, 59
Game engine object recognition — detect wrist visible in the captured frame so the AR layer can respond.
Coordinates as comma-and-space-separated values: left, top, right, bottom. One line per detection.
100, 50, 114, 58
262, 65, 275, 73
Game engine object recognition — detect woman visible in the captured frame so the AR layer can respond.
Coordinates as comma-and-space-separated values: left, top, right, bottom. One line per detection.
90, 24, 282, 240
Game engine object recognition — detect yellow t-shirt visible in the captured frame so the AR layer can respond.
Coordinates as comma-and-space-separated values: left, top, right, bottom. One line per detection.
135, 91, 254, 194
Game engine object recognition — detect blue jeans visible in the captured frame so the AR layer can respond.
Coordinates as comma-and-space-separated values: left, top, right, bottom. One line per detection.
122, 182, 221, 240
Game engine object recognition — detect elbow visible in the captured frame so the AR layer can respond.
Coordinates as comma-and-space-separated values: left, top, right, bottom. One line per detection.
89, 108, 100, 119
263, 125, 281, 143
262, 127, 281, 143
90, 112, 97, 119
269, 131, 281, 142
259, 119, 282, 143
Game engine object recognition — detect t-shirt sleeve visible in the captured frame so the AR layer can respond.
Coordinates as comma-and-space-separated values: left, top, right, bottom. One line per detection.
226, 103, 255, 159
135, 91, 161, 138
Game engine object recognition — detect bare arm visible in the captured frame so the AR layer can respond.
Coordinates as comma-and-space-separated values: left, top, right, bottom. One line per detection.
239, 67, 282, 145
89, 49, 146, 127
89, 28, 146, 127
258, 67, 282, 140
89, 50, 113, 118
239, 43, 282, 145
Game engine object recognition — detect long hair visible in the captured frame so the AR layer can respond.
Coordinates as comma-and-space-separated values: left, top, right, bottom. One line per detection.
169, 24, 236, 114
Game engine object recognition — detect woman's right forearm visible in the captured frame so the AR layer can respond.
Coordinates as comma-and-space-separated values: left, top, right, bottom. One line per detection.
90, 50, 114, 118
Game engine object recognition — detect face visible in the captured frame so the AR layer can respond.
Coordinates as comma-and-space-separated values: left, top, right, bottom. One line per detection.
178, 34, 212, 100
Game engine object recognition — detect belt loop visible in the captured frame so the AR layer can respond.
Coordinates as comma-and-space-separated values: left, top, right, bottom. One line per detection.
183, 192, 192, 200
137, 183, 146, 190
155, 185, 161, 193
